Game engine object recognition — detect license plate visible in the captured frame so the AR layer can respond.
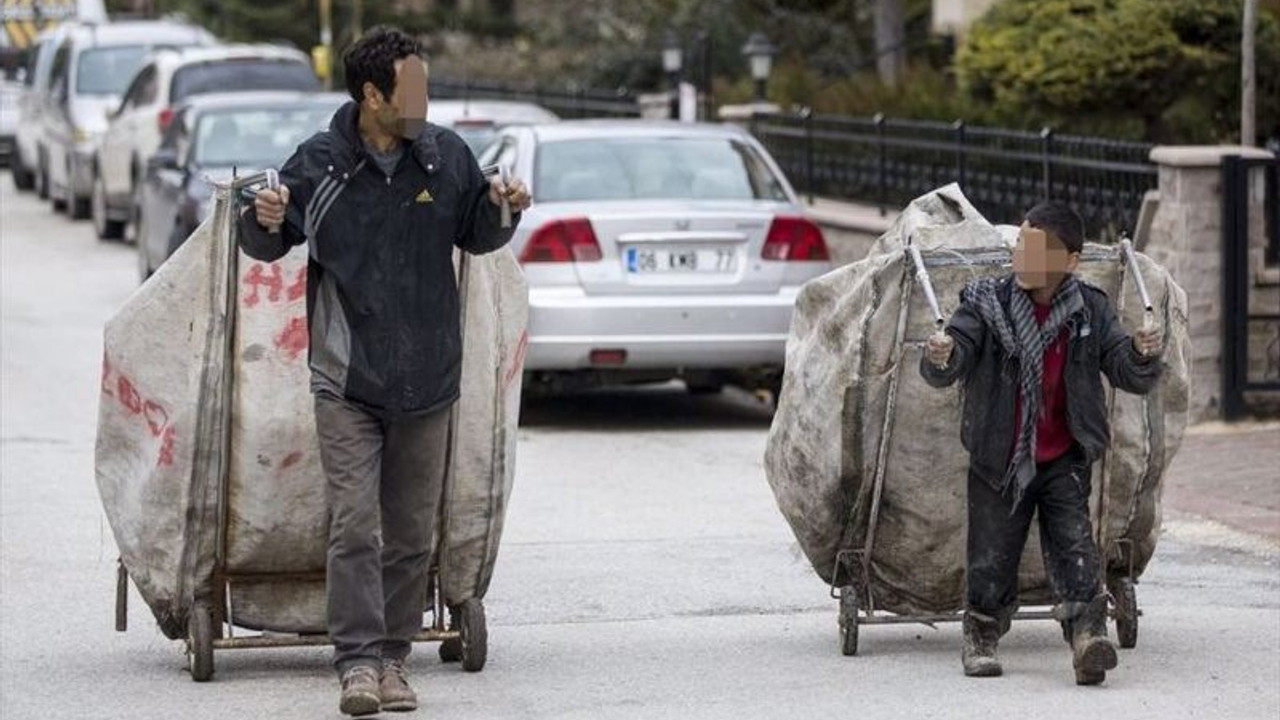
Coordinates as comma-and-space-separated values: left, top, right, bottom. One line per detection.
625, 247, 736, 274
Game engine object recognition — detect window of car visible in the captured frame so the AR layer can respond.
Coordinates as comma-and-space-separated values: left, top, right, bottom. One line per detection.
76, 45, 152, 96
169, 59, 320, 104
48, 41, 70, 101
122, 65, 158, 109
534, 137, 791, 203
191, 105, 336, 168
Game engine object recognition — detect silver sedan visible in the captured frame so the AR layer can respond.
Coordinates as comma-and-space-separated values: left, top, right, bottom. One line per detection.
478, 120, 832, 395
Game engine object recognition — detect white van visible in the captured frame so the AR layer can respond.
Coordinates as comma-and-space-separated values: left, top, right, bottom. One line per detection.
41, 20, 215, 217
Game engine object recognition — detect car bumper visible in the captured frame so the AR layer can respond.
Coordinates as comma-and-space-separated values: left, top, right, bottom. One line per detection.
70, 145, 95, 194
525, 286, 799, 370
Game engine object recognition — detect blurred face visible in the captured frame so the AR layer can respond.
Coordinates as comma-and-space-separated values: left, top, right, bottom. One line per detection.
363, 56, 428, 140
1013, 222, 1079, 291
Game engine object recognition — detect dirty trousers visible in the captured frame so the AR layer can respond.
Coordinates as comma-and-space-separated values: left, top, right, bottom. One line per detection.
314, 393, 450, 675
966, 444, 1101, 617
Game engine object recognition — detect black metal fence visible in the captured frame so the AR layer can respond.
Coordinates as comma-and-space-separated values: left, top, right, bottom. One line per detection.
427, 78, 1158, 238
748, 111, 1158, 238
430, 77, 642, 120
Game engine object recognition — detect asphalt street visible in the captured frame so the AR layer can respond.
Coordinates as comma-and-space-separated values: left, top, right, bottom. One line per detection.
1, 177, 1277, 719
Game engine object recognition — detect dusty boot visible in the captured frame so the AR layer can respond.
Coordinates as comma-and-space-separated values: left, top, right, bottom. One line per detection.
338, 665, 381, 717
1056, 595, 1118, 686
962, 610, 1004, 677
380, 659, 419, 712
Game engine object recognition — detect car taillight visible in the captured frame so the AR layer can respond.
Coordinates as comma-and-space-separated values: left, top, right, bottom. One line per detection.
158, 107, 175, 132
762, 216, 829, 261
518, 218, 603, 263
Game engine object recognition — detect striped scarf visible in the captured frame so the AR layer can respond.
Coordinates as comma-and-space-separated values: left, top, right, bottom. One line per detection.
965, 275, 1084, 507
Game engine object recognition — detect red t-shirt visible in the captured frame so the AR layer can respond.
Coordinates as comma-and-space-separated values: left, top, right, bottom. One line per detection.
1013, 303, 1074, 464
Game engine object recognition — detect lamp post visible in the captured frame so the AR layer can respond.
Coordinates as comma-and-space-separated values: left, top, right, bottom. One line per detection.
741, 31, 776, 104
662, 28, 682, 120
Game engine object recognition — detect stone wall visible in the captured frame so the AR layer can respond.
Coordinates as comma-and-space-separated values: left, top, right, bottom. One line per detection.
1144, 145, 1278, 420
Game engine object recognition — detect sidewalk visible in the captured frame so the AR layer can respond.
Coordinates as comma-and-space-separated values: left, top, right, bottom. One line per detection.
1161, 421, 1280, 545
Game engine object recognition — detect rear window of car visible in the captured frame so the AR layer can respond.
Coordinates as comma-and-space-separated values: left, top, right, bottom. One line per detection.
535, 137, 790, 203
171, 60, 320, 103
192, 105, 336, 168
76, 45, 151, 95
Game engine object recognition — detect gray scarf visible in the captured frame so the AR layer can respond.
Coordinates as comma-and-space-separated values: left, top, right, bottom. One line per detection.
966, 275, 1084, 507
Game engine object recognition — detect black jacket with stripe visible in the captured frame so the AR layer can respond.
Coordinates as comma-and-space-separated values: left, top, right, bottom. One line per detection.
238, 101, 518, 417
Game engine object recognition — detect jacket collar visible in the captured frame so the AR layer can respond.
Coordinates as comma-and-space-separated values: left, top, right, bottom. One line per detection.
328, 101, 443, 178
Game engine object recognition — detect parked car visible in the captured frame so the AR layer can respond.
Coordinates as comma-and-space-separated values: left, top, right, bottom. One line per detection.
0, 80, 19, 166
476, 120, 832, 396
41, 20, 216, 219
93, 44, 319, 240
427, 99, 557, 156
137, 92, 346, 279
11, 24, 73, 193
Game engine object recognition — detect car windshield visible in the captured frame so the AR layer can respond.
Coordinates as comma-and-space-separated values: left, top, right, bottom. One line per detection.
194, 105, 336, 168
171, 60, 320, 103
535, 137, 790, 203
76, 45, 150, 95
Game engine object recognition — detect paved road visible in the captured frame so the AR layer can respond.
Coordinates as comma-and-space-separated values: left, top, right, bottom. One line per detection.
1, 178, 1277, 719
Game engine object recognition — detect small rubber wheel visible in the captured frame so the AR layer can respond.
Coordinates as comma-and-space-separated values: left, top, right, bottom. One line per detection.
188, 601, 215, 682
458, 599, 488, 672
839, 585, 860, 657
1114, 578, 1138, 649
439, 606, 463, 663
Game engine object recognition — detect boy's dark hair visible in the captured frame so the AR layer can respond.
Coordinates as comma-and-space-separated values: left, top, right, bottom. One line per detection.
343, 26, 421, 104
1024, 201, 1085, 253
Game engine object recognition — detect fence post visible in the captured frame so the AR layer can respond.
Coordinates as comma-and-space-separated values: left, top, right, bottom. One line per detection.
1220, 154, 1246, 420
1040, 126, 1055, 199
803, 107, 815, 205
875, 112, 887, 216
953, 119, 967, 189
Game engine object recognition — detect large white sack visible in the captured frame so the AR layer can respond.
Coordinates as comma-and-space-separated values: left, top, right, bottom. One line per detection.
96, 186, 528, 637
764, 185, 1191, 615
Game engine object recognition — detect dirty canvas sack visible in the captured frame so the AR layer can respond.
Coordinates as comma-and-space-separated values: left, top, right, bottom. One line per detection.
764, 184, 1191, 615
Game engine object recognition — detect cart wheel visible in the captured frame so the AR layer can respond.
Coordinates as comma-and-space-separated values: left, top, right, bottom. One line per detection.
1114, 578, 1138, 649
188, 601, 215, 682
439, 605, 463, 665
458, 599, 488, 672
838, 585, 860, 657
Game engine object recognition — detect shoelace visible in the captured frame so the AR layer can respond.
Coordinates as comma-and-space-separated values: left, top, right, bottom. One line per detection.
343, 667, 379, 689
383, 661, 408, 683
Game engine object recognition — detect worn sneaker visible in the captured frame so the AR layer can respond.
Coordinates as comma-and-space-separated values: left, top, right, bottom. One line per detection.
339, 665, 381, 717
380, 659, 418, 712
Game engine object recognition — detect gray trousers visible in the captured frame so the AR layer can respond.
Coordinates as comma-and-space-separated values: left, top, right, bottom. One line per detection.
314, 393, 450, 675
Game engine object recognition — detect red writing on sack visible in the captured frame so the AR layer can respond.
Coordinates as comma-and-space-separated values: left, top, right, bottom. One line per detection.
102, 354, 177, 467
243, 263, 306, 308
275, 316, 309, 360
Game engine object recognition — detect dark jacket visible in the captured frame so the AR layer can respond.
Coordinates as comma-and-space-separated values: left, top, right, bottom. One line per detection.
238, 101, 518, 417
919, 274, 1162, 488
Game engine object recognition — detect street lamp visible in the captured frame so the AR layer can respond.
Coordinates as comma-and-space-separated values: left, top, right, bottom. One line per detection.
741, 31, 776, 104
663, 28, 683, 120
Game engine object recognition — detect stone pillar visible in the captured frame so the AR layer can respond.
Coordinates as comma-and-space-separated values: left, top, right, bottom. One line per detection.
1145, 145, 1276, 420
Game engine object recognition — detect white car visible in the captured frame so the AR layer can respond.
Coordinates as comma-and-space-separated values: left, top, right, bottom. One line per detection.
477, 120, 833, 396
40, 20, 216, 219
427, 99, 557, 156
93, 44, 318, 240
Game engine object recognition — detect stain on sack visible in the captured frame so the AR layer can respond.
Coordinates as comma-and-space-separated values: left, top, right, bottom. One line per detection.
243, 344, 267, 363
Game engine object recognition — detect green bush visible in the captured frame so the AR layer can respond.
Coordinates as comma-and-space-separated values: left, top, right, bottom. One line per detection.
956, 0, 1280, 143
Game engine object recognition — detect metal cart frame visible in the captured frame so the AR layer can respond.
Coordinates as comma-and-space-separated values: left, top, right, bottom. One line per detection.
114, 173, 487, 680
827, 242, 1148, 656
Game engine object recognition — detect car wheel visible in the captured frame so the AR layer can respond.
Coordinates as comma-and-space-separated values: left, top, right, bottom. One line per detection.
36, 151, 49, 200
11, 151, 35, 191
93, 174, 125, 240
136, 207, 152, 282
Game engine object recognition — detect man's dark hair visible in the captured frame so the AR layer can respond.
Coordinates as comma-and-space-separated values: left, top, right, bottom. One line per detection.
1024, 201, 1085, 253
343, 26, 421, 104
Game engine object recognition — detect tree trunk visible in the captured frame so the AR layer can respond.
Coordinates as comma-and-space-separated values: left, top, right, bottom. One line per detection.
875, 0, 905, 88
1242, 0, 1258, 146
